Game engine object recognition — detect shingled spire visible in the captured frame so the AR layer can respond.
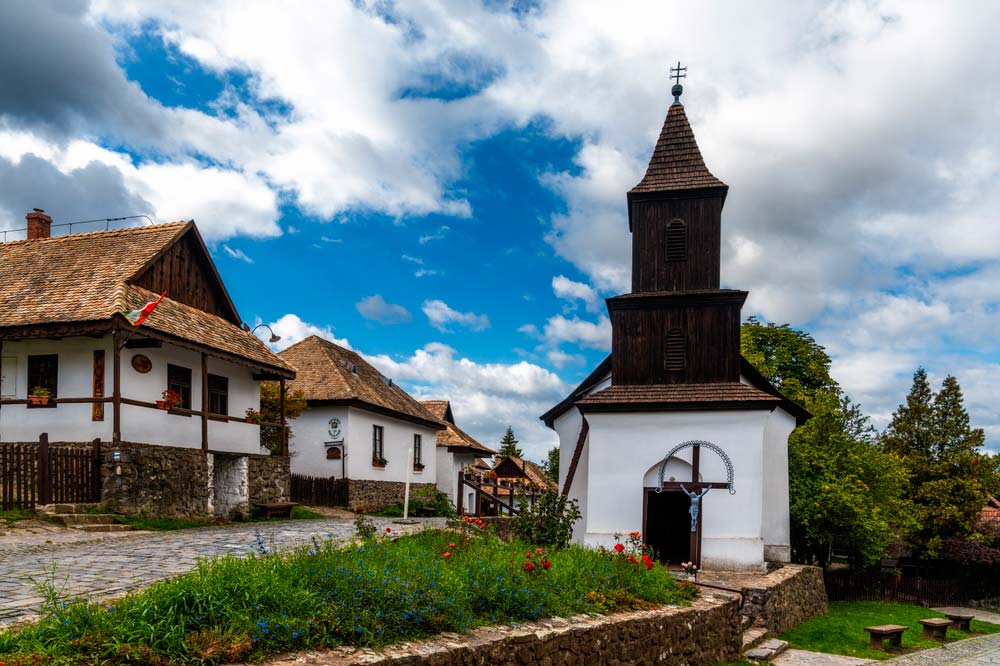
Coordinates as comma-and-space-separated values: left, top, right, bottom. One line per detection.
629, 103, 727, 195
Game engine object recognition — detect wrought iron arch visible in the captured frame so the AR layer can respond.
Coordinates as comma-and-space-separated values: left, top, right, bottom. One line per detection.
655, 440, 735, 494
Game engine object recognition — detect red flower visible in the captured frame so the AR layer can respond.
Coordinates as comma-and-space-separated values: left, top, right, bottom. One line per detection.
535, 547, 544, 555
628, 555, 639, 565
475, 519, 484, 525
542, 560, 552, 570
525, 551, 532, 558
523, 561, 535, 572
645, 561, 654, 570
443, 552, 451, 558
449, 543, 456, 548
613, 543, 625, 553
386, 527, 392, 533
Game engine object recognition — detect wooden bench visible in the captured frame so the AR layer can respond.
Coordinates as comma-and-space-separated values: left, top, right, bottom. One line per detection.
943, 612, 974, 632
864, 624, 907, 650
253, 502, 296, 518
919, 618, 952, 641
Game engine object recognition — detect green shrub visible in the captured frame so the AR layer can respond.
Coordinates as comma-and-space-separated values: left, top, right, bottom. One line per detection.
0, 529, 694, 664
372, 487, 456, 518
512, 491, 581, 548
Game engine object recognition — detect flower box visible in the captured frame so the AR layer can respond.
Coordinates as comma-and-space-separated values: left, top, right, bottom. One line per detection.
28, 395, 51, 406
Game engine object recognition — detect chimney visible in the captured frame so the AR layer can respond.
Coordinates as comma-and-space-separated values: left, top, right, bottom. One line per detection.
26, 209, 52, 240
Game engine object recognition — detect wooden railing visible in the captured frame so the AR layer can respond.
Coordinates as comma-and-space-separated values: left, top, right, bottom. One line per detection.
455, 471, 543, 517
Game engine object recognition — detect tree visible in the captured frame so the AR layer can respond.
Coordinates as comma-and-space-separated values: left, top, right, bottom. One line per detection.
543, 446, 560, 483
259, 382, 307, 455
741, 317, 912, 568
883, 371, 988, 558
497, 426, 523, 458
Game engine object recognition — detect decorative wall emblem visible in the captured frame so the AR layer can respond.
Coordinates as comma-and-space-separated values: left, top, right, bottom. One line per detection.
327, 417, 343, 441
130, 354, 152, 374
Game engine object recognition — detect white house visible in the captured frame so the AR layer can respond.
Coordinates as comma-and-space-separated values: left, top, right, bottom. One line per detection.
0, 213, 296, 518
420, 400, 496, 510
539, 83, 809, 572
278, 336, 443, 511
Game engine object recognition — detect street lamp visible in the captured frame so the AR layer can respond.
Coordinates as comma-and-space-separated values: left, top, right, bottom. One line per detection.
245, 323, 281, 343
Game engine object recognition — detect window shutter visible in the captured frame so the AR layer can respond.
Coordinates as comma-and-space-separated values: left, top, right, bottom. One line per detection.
666, 220, 687, 262
665, 329, 686, 371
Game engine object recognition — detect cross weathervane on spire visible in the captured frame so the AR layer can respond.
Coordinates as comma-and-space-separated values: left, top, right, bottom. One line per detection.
670, 61, 687, 104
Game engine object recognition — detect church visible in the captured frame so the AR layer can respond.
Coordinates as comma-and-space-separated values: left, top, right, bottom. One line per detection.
540, 73, 809, 572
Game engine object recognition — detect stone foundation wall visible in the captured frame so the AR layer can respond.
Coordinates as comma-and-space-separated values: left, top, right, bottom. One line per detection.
101, 442, 210, 518
711, 564, 828, 635
264, 595, 741, 666
348, 479, 437, 512
247, 454, 290, 505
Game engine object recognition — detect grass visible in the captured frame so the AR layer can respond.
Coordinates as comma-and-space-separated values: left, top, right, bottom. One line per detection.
0, 508, 34, 525
780, 601, 1000, 660
114, 506, 325, 531
0, 528, 694, 665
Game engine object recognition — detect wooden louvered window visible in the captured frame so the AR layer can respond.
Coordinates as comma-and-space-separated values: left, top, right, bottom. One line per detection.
666, 219, 687, 262
665, 329, 686, 371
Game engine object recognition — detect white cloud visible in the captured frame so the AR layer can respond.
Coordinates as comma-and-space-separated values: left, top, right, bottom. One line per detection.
366, 342, 568, 460
546, 348, 585, 369
422, 299, 491, 332
263, 313, 351, 352
419, 225, 451, 244
401, 255, 424, 264
414, 268, 439, 278
552, 274, 602, 312
542, 314, 611, 351
222, 245, 253, 263
356, 294, 412, 325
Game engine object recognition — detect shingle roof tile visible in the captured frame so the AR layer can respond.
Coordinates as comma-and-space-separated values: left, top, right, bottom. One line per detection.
420, 400, 496, 454
577, 383, 780, 408
629, 103, 727, 194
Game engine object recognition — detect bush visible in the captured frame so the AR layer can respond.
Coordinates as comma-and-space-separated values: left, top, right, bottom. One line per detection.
0, 529, 694, 664
372, 487, 456, 518
512, 491, 581, 548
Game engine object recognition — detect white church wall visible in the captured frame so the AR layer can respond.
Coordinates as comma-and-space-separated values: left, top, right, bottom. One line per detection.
553, 406, 589, 544
583, 409, 773, 571
761, 408, 795, 562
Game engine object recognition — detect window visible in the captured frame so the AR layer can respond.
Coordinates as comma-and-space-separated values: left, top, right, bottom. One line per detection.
372, 425, 384, 462
665, 328, 686, 371
167, 364, 192, 410
207, 374, 228, 416
27, 355, 58, 398
666, 219, 687, 262
413, 434, 422, 466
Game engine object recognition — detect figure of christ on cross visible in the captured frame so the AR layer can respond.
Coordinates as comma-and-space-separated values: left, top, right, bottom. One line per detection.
657, 444, 730, 566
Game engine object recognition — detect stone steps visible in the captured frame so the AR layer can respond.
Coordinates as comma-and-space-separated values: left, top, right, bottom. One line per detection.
37, 503, 131, 532
70, 524, 133, 533
50, 513, 120, 526
742, 627, 768, 651
744, 638, 789, 662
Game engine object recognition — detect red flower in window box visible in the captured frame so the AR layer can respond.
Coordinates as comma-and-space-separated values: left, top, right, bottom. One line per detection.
160, 389, 182, 410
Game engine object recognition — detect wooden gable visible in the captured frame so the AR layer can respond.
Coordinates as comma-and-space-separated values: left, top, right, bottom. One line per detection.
130, 224, 241, 326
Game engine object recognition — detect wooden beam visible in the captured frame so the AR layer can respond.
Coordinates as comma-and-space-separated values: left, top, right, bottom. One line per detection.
123, 338, 162, 349
112, 325, 121, 445
279, 379, 287, 456
92, 350, 105, 421
560, 415, 589, 497
201, 352, 209, 451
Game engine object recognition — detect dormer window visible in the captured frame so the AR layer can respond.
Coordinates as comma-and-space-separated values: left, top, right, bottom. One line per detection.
665, 328, 686, 371
666, 219, 687, 262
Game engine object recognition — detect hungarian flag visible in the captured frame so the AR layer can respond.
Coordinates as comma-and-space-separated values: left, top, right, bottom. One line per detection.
122, 292, 166, 327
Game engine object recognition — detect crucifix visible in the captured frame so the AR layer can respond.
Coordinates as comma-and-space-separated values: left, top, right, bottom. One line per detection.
670, 61, 687, 103
658, 442, 731, 566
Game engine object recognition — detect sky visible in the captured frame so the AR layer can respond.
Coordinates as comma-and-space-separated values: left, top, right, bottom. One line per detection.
0, 0, 997, 460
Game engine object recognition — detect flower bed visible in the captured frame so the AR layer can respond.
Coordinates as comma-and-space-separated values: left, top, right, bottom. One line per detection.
0, 528, 695, 665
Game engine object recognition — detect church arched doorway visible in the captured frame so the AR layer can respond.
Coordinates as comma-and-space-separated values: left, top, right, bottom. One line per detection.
643, 440, 735, 567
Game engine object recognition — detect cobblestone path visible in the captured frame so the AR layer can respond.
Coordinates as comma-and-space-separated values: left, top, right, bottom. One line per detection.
880, 633, 1000, 665
0, 517, 442, 627
773, 648, 872, 665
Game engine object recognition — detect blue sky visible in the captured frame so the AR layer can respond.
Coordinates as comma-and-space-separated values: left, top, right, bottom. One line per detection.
0, 1, 997, 459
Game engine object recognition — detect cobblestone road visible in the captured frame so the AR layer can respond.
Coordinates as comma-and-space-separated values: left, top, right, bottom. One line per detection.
0, 517, 442, 627
881, 633, 1000, 665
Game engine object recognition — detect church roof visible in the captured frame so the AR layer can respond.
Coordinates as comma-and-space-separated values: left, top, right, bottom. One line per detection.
629, 102, 727, 195
576, 383, 781, 412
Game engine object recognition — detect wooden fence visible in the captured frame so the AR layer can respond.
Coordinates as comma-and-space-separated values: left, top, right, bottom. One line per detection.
824, 570, 1000, 606
0, 434, 102, 510
291, 474, 348, 506
456, 472, 543, 517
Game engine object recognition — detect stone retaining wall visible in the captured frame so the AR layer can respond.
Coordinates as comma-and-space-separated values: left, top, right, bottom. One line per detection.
263, 595, 742, 666
704, 563, 827, 635
248, 454, 290, 505
348, 479, 437, 513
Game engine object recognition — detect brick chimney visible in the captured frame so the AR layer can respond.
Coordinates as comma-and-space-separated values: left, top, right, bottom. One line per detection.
26, 209, 52, 240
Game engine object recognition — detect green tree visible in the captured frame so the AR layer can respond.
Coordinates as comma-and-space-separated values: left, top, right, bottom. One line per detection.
259, 382, 307, 455
543, 446, 560, 483
498, 426, 523, 458
883, 371, 988, 558
741, 317, 912, 568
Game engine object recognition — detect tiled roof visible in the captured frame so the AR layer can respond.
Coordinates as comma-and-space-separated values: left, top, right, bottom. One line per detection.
0, 222, 188, 326
279, 336, 442, 428
420, 400, 496, 454
473, 457, 493, 470
577, 383, 781, 408
120, 285, 294, 373
0, 222, 292, 374
629, 103, 727, 194
494, 456, 557, 491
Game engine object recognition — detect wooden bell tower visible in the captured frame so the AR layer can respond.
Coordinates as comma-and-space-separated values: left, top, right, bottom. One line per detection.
609, 74, 748, 387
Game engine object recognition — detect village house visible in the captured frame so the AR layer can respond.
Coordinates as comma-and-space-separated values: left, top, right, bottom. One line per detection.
540, 80, 809, 572
0, 212, 295, 518
278, 335, 443, 511
419, 400, 496, 510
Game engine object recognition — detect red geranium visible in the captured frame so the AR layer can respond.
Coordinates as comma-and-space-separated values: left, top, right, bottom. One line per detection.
542, 560, 552, 570
613, 543, 625, 553
523, 561, 535, 572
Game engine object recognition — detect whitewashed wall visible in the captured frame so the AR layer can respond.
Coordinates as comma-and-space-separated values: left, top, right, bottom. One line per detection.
436, 447, 476, 509
1, 335, 262, 455
291, 404, 437, 484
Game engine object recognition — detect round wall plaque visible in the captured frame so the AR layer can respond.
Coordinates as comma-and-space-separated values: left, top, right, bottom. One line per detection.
131, 354, 152, 374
